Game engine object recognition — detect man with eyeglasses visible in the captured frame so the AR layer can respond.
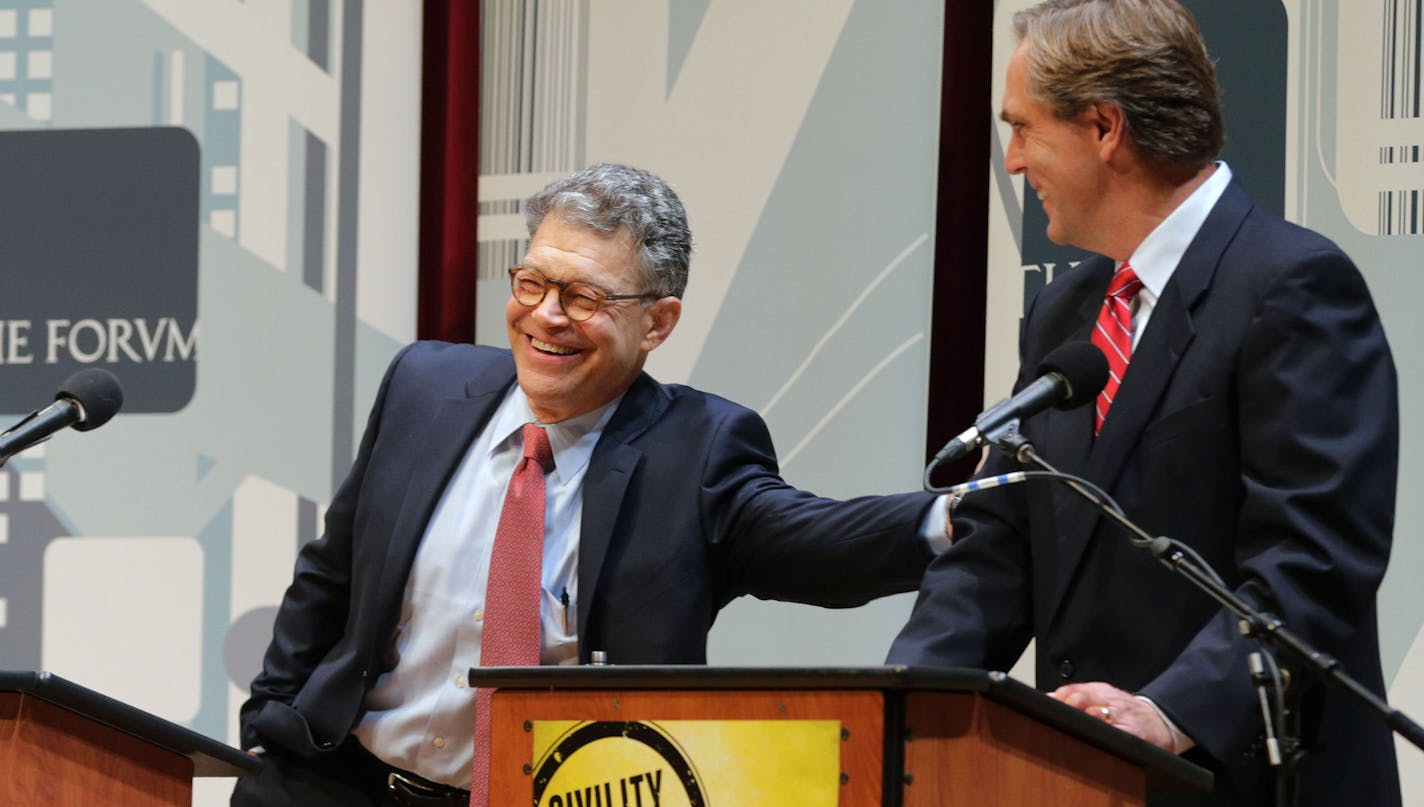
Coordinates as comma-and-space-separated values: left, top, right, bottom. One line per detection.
234, 163, 948, 806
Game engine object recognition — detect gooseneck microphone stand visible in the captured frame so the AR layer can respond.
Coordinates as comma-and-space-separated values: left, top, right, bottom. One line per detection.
926, 422, 1424, 807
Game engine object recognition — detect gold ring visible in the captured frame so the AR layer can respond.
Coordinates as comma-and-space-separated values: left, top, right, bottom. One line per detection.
1097, 705, 1115, 723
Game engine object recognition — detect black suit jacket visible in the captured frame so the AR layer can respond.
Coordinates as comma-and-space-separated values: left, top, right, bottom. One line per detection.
889, 180, 1400, 806
242, 342, 935, 756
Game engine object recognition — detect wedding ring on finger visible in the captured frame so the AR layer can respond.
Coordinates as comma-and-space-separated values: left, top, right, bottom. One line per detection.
1097, 705, 1115, 723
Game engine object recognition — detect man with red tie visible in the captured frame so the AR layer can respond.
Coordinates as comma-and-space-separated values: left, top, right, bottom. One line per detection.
234, 163, 947, 805
889, 1, 1400, 805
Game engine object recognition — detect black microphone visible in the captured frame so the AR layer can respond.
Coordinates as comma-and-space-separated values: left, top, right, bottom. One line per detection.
0, 369, 124, 465
933, 341, 1108, 464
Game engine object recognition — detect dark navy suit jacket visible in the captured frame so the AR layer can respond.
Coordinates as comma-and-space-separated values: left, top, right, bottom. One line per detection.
889, 181, 1401, 806
242, 342, 935, 756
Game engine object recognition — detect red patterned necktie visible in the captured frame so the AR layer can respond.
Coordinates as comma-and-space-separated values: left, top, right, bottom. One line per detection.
471, 423, 553, 806
1091, 263, 1142, 435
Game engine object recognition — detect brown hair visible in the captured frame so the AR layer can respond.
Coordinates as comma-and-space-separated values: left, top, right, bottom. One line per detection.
1013, 0, 1223, 173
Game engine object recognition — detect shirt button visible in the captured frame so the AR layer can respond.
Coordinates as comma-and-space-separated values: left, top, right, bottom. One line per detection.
473, 608, 485, 622
455, 675, 466, 688
1056, 659, 1075, 679
433, 737, 446, 749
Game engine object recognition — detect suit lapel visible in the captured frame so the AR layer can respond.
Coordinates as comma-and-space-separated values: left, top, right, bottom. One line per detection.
1043, 180, 1253, 625
1035, 260, 1111, 616
374, 359, 516, 621
1038, 270, 1106, 465
576, 372, 669, 652
1086, 179, 1252, 485
1041, 274, 1197, 624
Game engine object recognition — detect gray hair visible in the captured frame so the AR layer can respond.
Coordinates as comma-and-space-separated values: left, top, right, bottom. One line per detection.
1014, 0, 1223, 175
525, 163, 692, 298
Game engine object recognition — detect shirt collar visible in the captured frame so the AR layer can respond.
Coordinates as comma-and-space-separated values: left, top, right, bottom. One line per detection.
1125, 161, 1233, 298
486, 385, 623, 483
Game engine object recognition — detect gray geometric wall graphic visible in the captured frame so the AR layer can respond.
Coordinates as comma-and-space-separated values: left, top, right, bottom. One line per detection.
0, 456, 68, 670
0, 1, 55, 123
223, 604, 277, 691
667, 0, 710, 96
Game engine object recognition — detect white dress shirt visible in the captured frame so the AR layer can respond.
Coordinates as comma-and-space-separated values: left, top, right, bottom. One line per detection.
352, 384, 618, 786
1120, 162, 1233, 346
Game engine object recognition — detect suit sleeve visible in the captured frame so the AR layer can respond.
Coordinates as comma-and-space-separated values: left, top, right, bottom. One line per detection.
1140, 249, 1398, 767
885, 304, 1041, 670
698, 403, 936, 608
238, 343, 415, 750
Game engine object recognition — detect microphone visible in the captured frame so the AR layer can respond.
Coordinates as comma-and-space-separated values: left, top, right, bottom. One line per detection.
0, 369, 124, 465
933, 342, 1107, 464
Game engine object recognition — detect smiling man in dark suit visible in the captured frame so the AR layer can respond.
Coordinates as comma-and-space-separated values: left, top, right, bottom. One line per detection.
233, 163, 946, 806
888, 1, 1400, 805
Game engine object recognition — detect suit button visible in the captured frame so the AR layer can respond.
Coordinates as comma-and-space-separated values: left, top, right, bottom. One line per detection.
1056, 659, 1075, 679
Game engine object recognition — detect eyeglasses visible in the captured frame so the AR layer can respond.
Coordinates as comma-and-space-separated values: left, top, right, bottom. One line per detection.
508, 266, 660, 322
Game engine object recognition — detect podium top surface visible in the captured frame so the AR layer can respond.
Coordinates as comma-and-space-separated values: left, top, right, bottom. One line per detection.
0, 670, 260, 777
467, 664, 1212, 795
469, 664, 1006, 691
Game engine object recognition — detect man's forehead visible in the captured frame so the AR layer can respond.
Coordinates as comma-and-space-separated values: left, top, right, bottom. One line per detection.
521, 233, 641, 289
517, 255, 607, 286
538, 214, 636, 243
1000, 43, 1028, 110
999, 88, 1029, 126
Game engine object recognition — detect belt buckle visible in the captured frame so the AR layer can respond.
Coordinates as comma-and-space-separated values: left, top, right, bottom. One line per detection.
387, 771, 447, 804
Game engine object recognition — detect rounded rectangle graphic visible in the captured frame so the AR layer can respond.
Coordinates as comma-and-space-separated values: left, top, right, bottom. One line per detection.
0, 126, 199, 414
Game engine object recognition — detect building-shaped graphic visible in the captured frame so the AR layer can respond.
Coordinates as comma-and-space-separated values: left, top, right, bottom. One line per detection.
0, 2, 55, 123
0, 447, 67, 669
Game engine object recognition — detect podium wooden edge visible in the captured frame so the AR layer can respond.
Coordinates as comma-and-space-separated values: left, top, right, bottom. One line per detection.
0, 670, 260, 778
2, 692, 194, 805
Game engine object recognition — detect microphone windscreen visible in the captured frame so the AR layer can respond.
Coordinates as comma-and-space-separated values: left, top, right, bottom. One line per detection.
56, 368, 124, 431
1036, 342, 1109, 409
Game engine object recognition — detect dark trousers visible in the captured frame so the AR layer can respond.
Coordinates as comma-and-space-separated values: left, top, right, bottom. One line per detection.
230, 736, 470, 807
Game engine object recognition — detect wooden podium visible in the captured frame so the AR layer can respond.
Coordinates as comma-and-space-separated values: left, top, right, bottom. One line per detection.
0, 670, 259, 806
471, 666, 1212, 806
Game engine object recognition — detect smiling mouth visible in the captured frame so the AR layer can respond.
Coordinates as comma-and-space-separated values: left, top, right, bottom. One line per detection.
531, 337, 577, 355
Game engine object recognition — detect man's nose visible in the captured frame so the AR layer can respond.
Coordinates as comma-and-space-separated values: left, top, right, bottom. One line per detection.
1004, 137, 1026, 175
531, 287, 571, 324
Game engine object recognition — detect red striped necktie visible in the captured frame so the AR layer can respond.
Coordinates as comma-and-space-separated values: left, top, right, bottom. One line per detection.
471, 422, 553, 806
1091, 263, 1143, 435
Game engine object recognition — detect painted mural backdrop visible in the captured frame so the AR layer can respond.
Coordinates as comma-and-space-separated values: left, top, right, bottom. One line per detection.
8, 0, 1419, 803
0, 2, 420, 804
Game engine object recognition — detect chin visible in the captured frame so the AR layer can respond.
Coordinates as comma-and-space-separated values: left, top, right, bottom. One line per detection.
1044, 223, 1075, 247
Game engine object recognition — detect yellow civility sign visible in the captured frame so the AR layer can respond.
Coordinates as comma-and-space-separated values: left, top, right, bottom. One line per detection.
530, 719, 842, 806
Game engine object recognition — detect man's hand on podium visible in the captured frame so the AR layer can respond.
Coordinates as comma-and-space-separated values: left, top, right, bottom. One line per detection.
1050, 681, 1194, 754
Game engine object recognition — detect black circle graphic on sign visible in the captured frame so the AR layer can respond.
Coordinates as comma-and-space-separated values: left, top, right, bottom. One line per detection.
531, 721, 707, 806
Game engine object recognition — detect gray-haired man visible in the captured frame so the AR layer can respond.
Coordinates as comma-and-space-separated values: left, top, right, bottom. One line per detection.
235, 163, 947, 805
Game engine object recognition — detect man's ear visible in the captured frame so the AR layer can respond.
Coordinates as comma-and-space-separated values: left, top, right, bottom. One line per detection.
641, 296, 682, 351
1089, 101, 1127, 162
